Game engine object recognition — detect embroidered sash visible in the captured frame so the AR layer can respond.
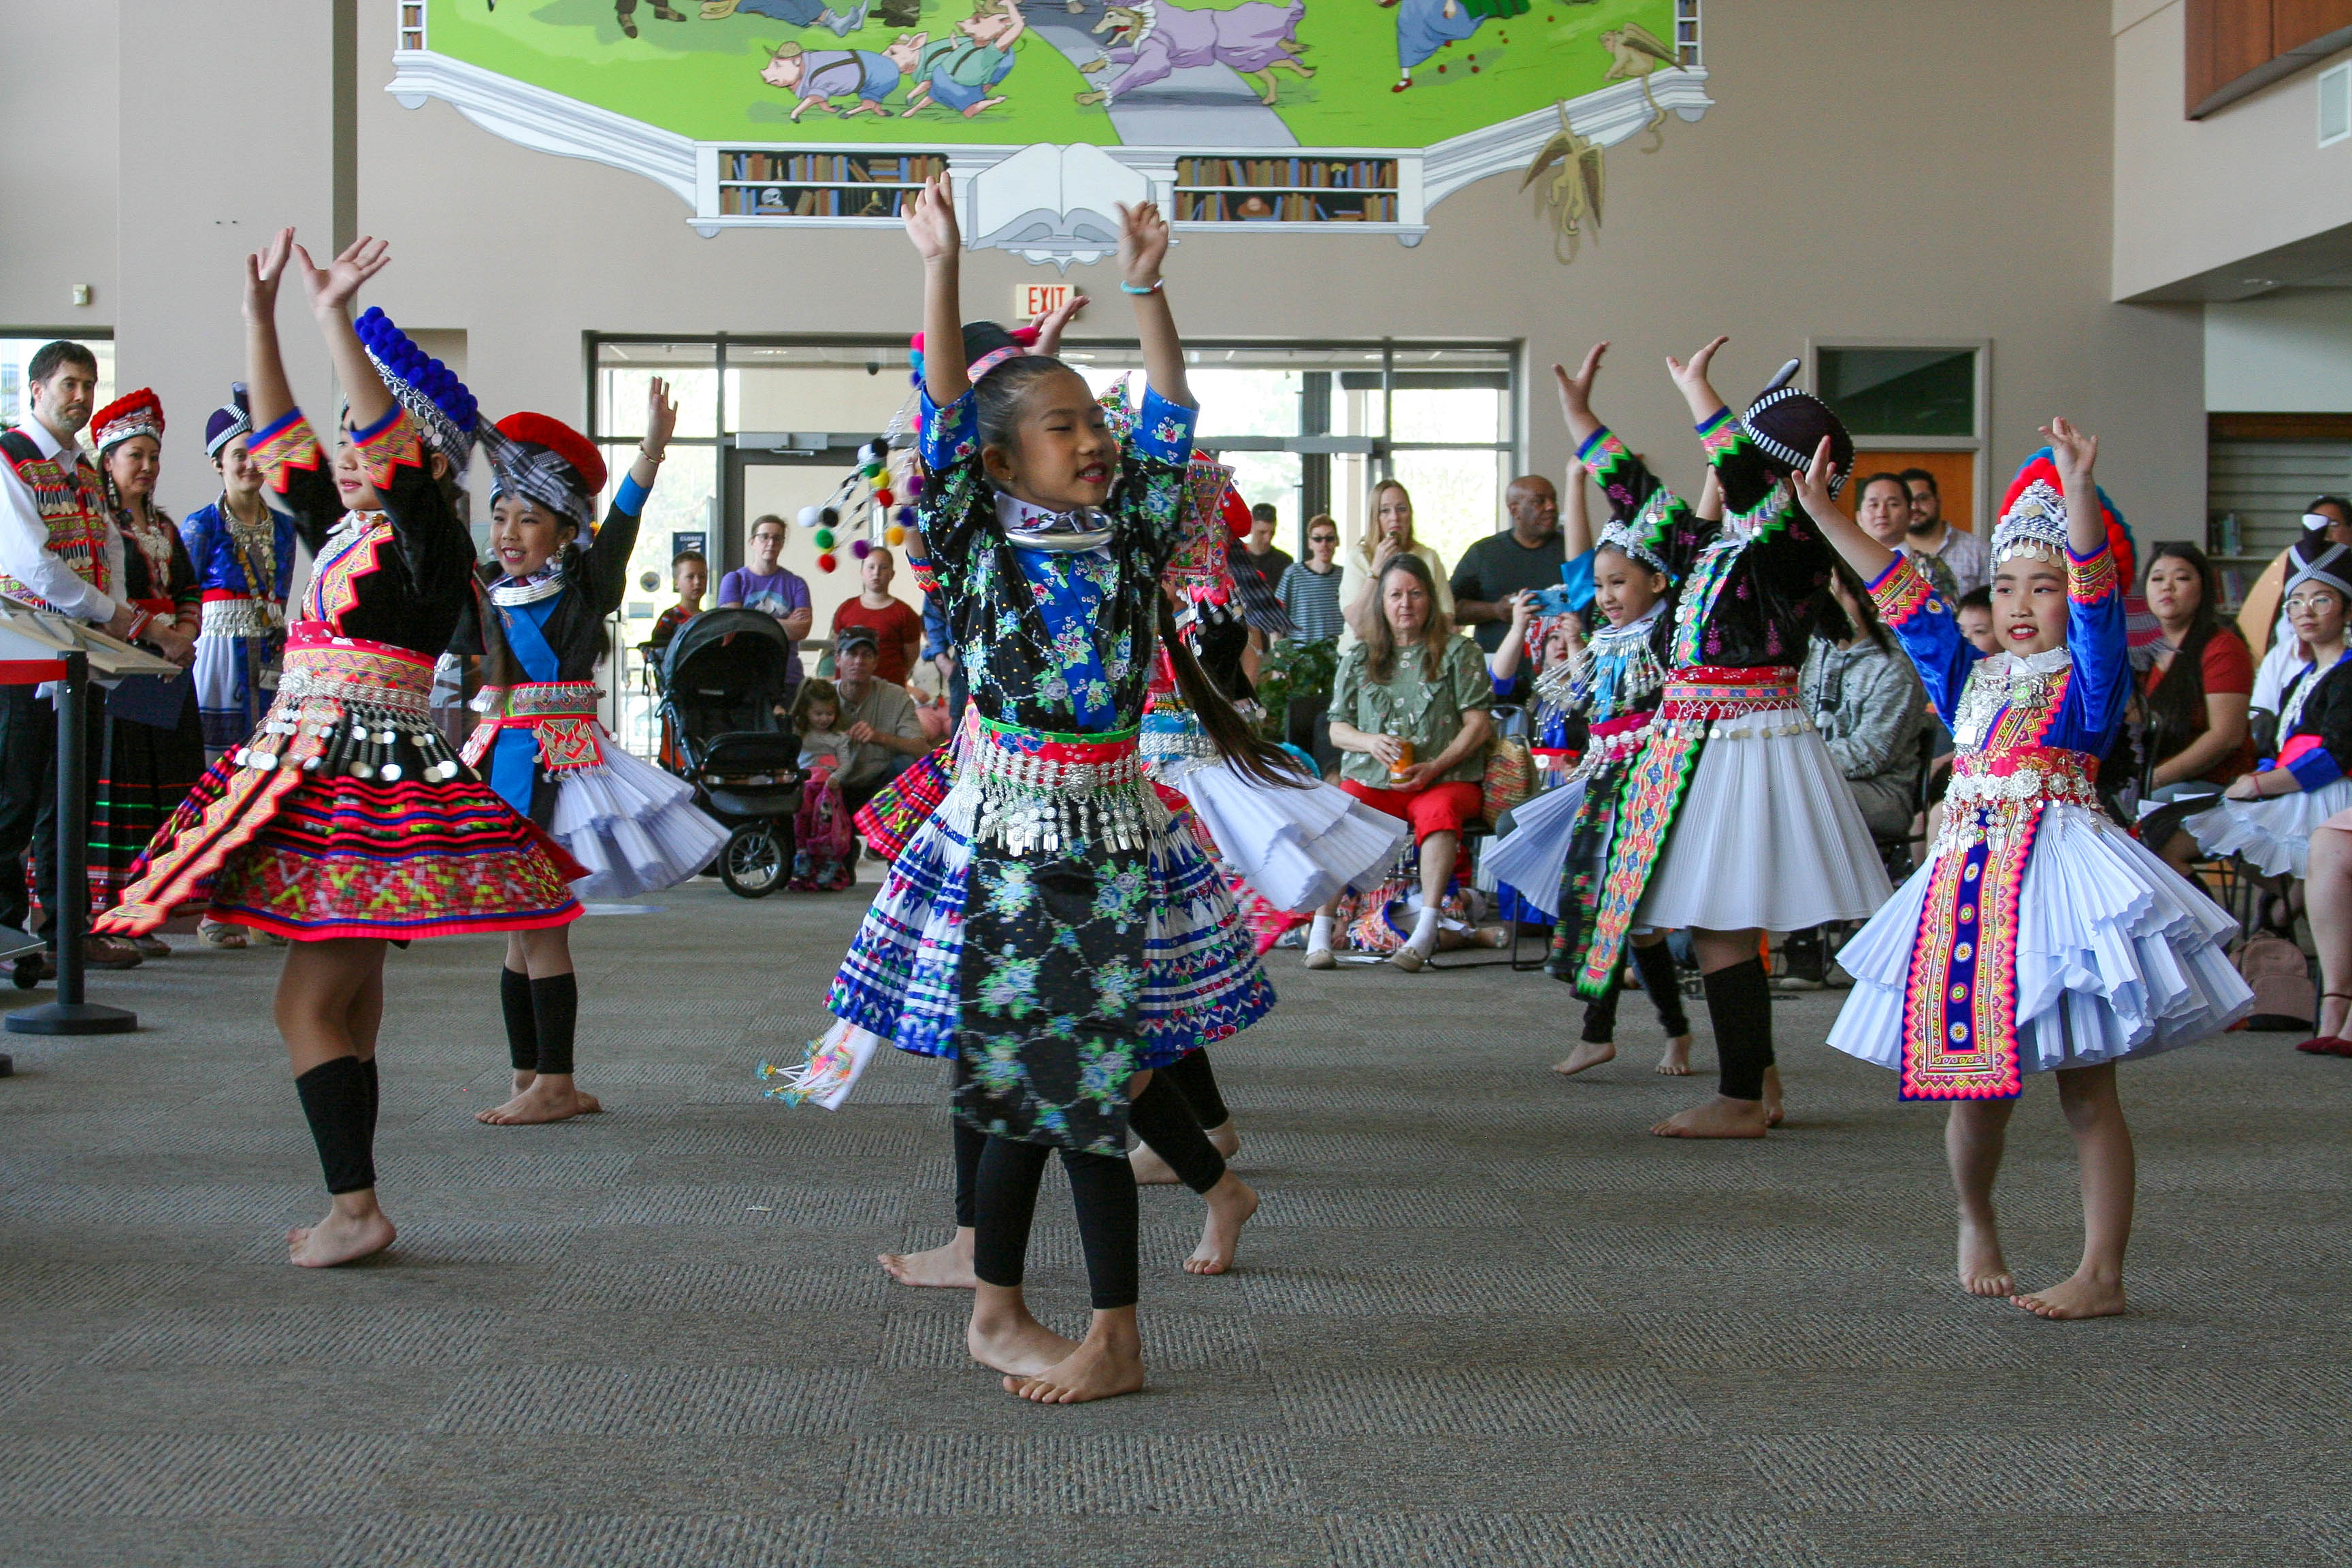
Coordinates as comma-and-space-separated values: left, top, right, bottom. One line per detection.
1898, 746, 2098, 1100
1575, 666, 1798, 996
460, 682, 606, 774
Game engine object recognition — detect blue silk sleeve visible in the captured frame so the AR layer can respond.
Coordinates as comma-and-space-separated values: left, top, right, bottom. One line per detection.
1866, 555, 1976, 728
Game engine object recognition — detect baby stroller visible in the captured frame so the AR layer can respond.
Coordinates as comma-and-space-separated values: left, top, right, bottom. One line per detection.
656, 608, 805, 898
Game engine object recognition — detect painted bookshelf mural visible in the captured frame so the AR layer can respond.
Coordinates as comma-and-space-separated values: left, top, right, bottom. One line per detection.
389, 0, 1712, 261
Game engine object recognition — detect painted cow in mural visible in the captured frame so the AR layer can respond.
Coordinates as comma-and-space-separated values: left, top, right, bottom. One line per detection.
1075, 0, 1314, 108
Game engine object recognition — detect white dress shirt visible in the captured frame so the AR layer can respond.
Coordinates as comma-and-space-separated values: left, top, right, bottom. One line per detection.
0, 417, 122, 623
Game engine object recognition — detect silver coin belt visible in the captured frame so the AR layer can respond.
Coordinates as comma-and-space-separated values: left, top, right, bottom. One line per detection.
960, 727, 1152, 856
235, 679, 462, 783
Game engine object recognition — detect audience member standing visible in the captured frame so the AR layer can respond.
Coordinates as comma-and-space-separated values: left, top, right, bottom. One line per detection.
1856, 472, 1958, 601
1235, 502, 1291, 599
1339, 479, 1451, 645
0, 342, 149, 970
1277, 514, 1345, 644
1902, 469, 1989, 595
830, 544, 923, 685
1450, 474, 1567, 664
717, 512, 813, 701
828, 626, 930, 815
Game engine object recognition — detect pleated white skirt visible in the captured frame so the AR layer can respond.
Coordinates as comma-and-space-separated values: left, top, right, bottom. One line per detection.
1635, 706, 1893, 932
2185, 777, 2352, 879
1479, 777, 1588, 921
1829, 802, 2251, 1073
1173, 760, 1409, 912
546, 741, 731, 901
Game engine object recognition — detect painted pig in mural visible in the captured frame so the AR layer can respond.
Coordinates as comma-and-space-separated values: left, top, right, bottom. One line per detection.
1075, 0, 1314, 108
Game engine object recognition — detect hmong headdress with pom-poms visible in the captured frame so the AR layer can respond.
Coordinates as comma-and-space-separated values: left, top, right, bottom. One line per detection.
91, 388, 164, 455
1992, 448, 2136, 583
479, 412, 607, 532
1740, 359, 1855, 498
353, 306, 478, 478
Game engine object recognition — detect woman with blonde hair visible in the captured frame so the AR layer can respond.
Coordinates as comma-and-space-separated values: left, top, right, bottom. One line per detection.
1339, 477, 1451, 645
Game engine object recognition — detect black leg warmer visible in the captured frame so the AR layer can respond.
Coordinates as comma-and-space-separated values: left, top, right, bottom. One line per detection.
1580, 965, 1623, 1043
530, 973, 578, 1077
1126, 1071, 1227, 1194
359, 1057, 379, 1145
970, 1135, 1052, 1290
295, 1056, 377, 1195
1631, 938, 1690, 1037
1061, 1148, 1141, 1310
500, 966, 536, 1072
1156, 1049, 1230, 1129
1701, 956, 1774, 1102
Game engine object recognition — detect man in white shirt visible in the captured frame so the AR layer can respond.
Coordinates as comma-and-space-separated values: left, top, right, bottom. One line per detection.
1903, 468, 1989, 596
0, 341, 144, 968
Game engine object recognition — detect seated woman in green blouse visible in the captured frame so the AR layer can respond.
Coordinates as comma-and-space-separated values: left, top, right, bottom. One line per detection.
1306, 553, 1494, 972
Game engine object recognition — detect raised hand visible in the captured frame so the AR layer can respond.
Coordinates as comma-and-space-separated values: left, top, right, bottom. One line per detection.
293, 235, 391, 315
1552, 342, 1608, 420
1664, 334, 1729, 398
1116, 199, 1171, 288
244, 228, 295, 322
644, 376, 679, 458
2042, 417, 2098, 491
902, 173, 960, 261
1031, 292, 1090, 357
1791, 434, 1842, 517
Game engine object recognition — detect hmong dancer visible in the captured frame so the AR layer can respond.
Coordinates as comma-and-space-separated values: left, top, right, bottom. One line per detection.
182, 384, 296, 763
812, 178, 1274, 1403
451, 381, 729, 1126
1799, 423, 2251, 1318
2168, 534, 2352, 882
85, 389, 207, 958
97, 229, 585, 1267
1555, 339, 1893, 1137
1486, 385, 1695, 1080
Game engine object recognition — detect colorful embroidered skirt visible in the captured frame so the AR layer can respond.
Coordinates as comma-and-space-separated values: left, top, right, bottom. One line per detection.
96, 627, 585, 941
464, 683, 729, 902
87, 678, 206, 918
1829, 795, 2251, 1088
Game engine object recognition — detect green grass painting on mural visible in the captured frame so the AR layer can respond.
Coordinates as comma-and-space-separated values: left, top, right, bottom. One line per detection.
425, 0, 1674, 150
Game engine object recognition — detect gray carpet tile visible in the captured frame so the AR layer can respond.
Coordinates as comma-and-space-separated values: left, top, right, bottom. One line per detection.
2, 876, 2347, 1566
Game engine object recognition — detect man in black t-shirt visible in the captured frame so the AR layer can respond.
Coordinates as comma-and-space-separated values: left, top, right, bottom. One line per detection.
1450, 474, 1565, 657
1236, 502, 1292, 598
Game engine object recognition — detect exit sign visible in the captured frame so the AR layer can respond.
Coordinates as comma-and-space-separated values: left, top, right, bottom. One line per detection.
1015, 282, 1073, 322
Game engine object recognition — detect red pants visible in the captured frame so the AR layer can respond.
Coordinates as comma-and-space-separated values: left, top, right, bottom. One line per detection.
1339, 777, 1483, 843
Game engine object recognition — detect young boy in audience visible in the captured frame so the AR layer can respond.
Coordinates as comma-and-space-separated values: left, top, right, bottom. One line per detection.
651, 550, 707, 653
1955, 585, 1999, 655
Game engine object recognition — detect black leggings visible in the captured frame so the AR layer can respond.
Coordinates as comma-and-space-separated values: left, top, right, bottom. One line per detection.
1701, 956, 1774, 1101
1156, 1048, 1230, 1128
953, 1067, 1225, 1226
1580, 938, 1689, 1043
970, 1135, 1140, 1309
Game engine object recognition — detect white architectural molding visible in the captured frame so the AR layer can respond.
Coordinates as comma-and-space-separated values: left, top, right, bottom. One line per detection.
387, 49, 698, 207
1421, 68, 1713, 208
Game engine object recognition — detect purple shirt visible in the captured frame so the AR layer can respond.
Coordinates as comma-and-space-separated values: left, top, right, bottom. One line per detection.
719, 566, 812, 679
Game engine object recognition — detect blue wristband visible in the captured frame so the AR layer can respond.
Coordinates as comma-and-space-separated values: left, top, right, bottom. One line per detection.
614, 473, 651, 516
1120, 279, 1164, 295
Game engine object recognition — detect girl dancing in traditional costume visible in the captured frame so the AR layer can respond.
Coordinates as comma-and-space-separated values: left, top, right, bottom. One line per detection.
808, 179, 1273, 1402
451, 380, 728, 1126
1554, 340, 1891, 1137
1797, 423, 2251, 1318
1485, 382, 1695, 1079
96, 230, 585, 1267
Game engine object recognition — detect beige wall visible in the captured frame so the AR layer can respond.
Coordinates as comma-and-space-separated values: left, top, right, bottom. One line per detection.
5, 1, 2212, 553
2112, 0, 2352, 301
1, 3, 118, 340
2208, 290, 2352, 410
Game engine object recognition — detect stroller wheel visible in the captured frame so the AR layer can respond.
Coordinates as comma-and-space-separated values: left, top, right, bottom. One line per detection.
720, 821, 786, 898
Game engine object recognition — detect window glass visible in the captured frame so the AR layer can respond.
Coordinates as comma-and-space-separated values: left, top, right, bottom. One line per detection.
596, 344, 718, 440
1389, 448, 1504, 574
1817, 347, 1976, 439
598, 441, 717, 756
1392, 385, 1502, 445
1191, 368, 1299, 440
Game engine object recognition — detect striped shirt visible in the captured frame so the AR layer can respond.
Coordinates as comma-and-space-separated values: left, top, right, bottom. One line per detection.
1277, 561, 1345, 642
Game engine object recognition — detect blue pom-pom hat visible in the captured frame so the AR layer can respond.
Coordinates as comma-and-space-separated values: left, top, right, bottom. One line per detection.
353, 306, 479, 479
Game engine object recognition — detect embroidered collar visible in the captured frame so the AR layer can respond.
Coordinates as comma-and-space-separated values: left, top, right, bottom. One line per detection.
996, 491, 1113, 552
1590, 602, 1664, 649
1985, 646, 2071, 679
490, 560, 568, 607
325, 509, 385, 557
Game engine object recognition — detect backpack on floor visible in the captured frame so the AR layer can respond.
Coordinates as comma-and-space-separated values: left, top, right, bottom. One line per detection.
2234, 932, 2314, 1030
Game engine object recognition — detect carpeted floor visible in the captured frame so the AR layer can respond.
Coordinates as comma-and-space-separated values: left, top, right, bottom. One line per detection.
0, 876, 2345, 1567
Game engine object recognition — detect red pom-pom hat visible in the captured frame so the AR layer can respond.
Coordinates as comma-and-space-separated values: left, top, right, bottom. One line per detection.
91, 389, 165, 454
480, 411, 606, 528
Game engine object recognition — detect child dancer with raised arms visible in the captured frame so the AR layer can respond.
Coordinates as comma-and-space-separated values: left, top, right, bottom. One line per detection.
1795, 421, 2250, 1317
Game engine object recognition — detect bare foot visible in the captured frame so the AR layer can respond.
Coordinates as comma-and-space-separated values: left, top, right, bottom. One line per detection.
1186, 1175, 1258, 1275
1957, 1211, 2013, 1297
1553, 1041, 1616, 1077
1206, 1120, 1240, 1159
968, 1301, 1079, 1376
881, 1229, 979, 1288
476, 1075, 602, 1125
287, 1203, 395, 1268
1006, 1324, 1145, 1404
2011, 1269, 2127, 1320
1651, 1096, 1770, 1139
1128, 1142, 1181, 1185
1654, 1034, 1693, 1075
1763, 1065, 1785, 1128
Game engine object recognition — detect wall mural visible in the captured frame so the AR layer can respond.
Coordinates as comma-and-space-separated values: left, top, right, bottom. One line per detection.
389, 0, 1711, 263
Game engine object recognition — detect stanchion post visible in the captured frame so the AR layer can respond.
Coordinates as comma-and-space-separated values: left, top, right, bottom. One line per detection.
7, 650, 136, 1036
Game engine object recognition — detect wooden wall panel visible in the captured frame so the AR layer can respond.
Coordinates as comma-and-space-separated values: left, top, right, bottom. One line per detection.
2273, 0, 2352, 53
2187, 0, 2275, 114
